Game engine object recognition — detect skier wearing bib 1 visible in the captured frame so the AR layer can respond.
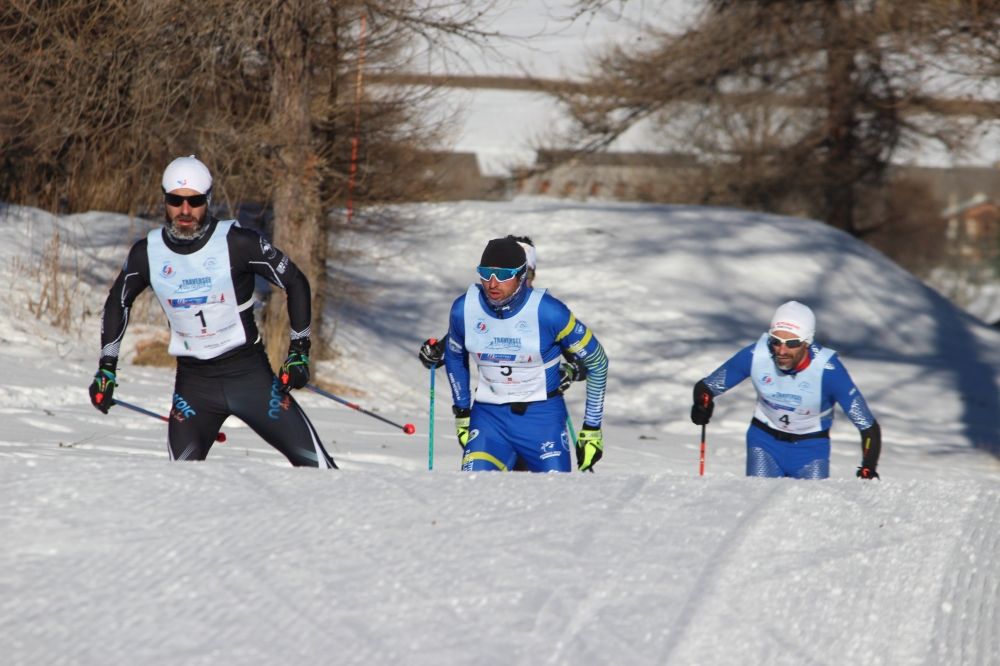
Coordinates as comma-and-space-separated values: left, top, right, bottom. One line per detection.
88, 156, 336, 468
690, 301, 880, 480
444, 237, 609, 473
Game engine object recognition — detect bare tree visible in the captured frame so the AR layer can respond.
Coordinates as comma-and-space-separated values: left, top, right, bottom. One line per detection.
558, 0, 977, 237
1, 0, 499, 367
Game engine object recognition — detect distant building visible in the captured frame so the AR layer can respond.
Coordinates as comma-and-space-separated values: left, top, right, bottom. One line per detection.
894, 165, 1000, 261
516, 150, 700, 201
939, 194, 1000, 261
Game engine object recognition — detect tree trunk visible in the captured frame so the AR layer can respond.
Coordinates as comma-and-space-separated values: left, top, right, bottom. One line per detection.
264, 0, 326, 373
822, 0, 859, 236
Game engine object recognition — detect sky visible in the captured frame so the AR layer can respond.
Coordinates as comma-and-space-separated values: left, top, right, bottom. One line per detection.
391, 0, 1000, 175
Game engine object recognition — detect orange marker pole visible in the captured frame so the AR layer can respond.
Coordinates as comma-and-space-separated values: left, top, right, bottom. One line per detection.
699, 394, 709, 476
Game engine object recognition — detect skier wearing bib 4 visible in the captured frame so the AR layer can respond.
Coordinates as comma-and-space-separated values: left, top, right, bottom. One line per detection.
88, 156, 336, 468
690, 301, 880, 480
444, 237, 609, 473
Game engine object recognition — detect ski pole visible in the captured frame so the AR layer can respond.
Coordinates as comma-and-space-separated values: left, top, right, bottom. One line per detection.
305, 384, 416, 434
567, 412, 593, 474
428, 345, 436, 471
113, 399, 227, 442
699, 394, 709, 476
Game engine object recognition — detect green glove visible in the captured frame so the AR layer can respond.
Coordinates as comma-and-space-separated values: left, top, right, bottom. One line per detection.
454, 406, 471, 449
89, 365, 117, 414
576, 427, 603, 472
278, 339, 310, 394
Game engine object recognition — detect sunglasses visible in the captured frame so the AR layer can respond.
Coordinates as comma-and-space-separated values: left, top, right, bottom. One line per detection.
769, 335, 808, 349
163, 192, 209, 208
477, 263, 525, 282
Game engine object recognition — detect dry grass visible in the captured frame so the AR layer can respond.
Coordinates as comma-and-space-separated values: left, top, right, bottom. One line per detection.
8, 222, 94, 335
132, 333, 175, 368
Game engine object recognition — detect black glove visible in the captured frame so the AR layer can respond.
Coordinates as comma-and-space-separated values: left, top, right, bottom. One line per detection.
89, 360, 118, 414
576, 425, 603, 472
857, 422, 881, 480
419, 337, 446, 370
558, 353, 587, 395
453, 406, 471, 449
691, 380, 715, 426
279, 339, 310, 394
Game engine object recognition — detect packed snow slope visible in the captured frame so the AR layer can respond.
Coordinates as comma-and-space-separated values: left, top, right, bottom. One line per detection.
2, 200, 1000, 665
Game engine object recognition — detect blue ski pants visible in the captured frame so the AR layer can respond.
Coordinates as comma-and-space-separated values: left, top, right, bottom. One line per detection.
746, 424, 830, 479
463, 397, 573, 473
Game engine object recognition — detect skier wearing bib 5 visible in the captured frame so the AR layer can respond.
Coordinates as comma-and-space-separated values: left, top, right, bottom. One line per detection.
88, 156, 336, 468
444, 237, 609, 473
690, 301, 880, 480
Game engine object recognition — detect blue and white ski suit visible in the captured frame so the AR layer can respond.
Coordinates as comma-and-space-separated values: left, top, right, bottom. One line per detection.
701, 335, 875, 479
445, 283, 608, 472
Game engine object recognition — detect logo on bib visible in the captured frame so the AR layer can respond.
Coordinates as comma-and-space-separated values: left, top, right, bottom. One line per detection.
797, 381, 813, 394
173, 277, 212, 294
486, 337, 521, 350
203, 257, 222, 271
761, 373, 773, 385
168, 294, 226, 309
475, 319, 489, 334
161, 262, 175, 277
478, 353, 516, 363
770, 392, 803, 406
515, 320, 533, 333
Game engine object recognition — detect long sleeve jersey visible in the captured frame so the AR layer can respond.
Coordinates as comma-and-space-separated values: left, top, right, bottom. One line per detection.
99, 218, 310, 369
444, 284, 609, 428
701, 343, 875, 432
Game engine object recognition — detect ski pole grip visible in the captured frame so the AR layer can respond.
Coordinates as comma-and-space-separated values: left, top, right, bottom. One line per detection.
429, 338, 437, 345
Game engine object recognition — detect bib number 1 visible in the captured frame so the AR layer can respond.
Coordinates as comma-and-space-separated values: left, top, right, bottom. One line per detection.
195, 310, 207, 328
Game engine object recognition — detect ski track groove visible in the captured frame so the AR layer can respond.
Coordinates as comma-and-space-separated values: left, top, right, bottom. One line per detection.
537, 474, 650, 666
928, 487, 1000, 666
657, 481, 785, 665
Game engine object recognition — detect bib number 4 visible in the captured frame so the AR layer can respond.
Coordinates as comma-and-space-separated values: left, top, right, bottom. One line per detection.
778, 414, 791, 426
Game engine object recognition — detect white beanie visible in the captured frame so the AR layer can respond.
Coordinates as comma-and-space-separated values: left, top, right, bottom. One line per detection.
770, 301, 816, 341
162, 156, 213, 194
517, 242, 537, 270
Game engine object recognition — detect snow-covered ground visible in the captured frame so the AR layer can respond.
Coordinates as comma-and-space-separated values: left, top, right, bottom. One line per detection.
3, 199, 1000, 664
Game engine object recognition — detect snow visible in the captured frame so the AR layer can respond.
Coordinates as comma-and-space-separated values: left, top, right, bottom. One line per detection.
3, 199, 1000, 664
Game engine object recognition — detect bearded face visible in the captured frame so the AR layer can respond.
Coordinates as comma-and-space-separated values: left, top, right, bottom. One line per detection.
164, 192, 209, 241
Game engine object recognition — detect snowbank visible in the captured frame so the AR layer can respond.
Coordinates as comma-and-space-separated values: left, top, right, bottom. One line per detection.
2, 199, 1000, 665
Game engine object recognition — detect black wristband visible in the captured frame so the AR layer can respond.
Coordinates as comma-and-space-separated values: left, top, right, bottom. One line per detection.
693, 380, 714, 404
289, 338, 310, 355
452, 406, 471, 418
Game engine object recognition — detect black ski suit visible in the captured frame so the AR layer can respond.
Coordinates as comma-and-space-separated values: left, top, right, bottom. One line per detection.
99, 218, 336, 468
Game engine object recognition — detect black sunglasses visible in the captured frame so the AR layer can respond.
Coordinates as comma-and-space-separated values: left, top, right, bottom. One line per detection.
163, 191, 209, 208
769, 335, 807, 349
